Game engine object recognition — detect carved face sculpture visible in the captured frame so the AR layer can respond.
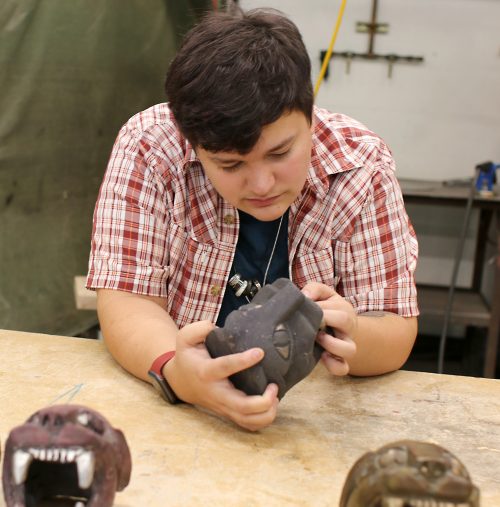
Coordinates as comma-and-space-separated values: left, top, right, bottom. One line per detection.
339, 440, 480, 507
2, 404, 131, 507
206, 278, 324, 399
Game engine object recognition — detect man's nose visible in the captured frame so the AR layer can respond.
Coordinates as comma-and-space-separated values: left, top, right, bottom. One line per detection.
248, 168, 275, 196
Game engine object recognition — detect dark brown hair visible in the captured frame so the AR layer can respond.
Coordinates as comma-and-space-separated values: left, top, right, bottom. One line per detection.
165, 8, 313, 153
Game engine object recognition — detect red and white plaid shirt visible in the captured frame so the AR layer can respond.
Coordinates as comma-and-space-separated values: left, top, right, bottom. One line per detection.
87, 104, 419, 327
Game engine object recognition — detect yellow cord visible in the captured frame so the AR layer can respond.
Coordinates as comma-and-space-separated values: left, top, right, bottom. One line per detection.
314, 0, 348, 98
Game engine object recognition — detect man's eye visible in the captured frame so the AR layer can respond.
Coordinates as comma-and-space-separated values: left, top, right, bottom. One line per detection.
269, 150, 290, 159
221, 163, 242, 172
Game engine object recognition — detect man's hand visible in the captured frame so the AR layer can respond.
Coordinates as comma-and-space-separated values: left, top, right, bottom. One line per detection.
164, 320, 279, 432
302, 282, 357, 376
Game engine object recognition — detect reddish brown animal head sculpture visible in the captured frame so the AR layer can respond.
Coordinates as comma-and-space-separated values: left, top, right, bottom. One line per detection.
2, 404, 131, 507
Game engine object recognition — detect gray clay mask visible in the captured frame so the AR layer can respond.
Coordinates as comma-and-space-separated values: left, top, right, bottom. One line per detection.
206, 278, 324, 399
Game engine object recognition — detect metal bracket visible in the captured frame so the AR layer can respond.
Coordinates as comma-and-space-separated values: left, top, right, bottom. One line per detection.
320, 51, 424, 78
319, 0, 424, 78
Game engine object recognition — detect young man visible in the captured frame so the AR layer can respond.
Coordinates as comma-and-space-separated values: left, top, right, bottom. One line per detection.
87, 9, 418, 431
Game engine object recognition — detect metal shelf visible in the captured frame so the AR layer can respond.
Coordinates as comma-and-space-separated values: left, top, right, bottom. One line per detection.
417, 285, 491, 328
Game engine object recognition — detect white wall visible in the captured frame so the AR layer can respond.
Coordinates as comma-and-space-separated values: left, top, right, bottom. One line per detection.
241, 0, 499, 314
241, 0, 500, 180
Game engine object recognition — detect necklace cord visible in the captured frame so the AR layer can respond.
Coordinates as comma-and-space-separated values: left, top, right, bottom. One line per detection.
262, 214, 284, 286
230, 213, 285, 303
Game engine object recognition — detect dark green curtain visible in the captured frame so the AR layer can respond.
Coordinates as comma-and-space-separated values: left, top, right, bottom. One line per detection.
0, 0, 210, 335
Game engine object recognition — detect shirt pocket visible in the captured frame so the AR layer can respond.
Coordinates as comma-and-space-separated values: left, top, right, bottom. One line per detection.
167, 224, 231, 326
292, 246, 335, 288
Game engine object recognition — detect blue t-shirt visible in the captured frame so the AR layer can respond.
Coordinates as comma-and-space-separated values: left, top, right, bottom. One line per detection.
216, 210, 289, 326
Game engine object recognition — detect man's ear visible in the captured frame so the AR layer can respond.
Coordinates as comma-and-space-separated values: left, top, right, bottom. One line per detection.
310, 112, 316, 132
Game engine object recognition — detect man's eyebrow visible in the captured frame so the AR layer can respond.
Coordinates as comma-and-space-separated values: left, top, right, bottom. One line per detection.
209, 135, 296, 164
265, 135, 296, 154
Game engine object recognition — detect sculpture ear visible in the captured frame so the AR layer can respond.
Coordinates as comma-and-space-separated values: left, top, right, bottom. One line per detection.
253, 278, 305, 324
230, 362, 271, 396
206, 327, 236, 358
112, 428, 132, 490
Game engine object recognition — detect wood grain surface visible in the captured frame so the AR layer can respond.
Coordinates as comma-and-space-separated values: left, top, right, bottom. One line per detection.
0, 330, 499, 506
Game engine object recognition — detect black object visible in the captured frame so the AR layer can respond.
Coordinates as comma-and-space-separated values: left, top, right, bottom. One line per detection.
228, 273, 261, 299
206, 278, 324, 399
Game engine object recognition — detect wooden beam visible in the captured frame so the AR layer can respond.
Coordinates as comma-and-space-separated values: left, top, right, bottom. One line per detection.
73, 276, 97, 310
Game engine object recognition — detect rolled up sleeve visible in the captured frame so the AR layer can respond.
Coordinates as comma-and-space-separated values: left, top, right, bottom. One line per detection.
334, 169, 419, 317
86, 125, 170, 297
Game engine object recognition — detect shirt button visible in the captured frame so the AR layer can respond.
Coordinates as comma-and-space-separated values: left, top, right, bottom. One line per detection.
223, 214, 235, 225
210, 285, 221, 296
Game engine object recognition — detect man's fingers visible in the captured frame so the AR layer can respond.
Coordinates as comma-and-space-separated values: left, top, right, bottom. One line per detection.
177, 320, 215, 348
317, 332, 356, 359
301, 282, 336, 301
322, 309, 352, 332
204, 382, 279, 431
231, 383, 279, 415
218, 382, 278, 413
231, 403, 279, 432
226, 385, 280, 431
209, 347, 265, 379
321, 352, 350, 376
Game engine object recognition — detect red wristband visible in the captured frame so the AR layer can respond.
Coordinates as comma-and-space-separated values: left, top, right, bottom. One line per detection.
150, 351, 176, 374
148, 351, 180, 404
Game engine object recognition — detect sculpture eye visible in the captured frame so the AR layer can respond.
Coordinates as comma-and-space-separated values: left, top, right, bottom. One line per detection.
77, 413, 90, 426
76, 412, 104, 434
28, 413, 63, 427
28, 414, 41, 425
420, 461, 446, 478
273, 323, 290, 359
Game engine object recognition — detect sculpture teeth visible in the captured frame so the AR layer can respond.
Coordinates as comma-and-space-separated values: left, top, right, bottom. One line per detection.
384, 498, 462, 507
385, 499, 405, 507
27, 447, 81, 463
13, 450, 33, 485
76, 451, 95, 489
12, 447, 95, 490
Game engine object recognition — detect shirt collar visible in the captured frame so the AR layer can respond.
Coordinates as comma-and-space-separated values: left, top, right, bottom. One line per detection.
183, 139, 199, 169
306, 112, 362, 195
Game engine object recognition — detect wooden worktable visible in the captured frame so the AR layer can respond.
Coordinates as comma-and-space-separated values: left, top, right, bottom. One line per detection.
1, 330, 499, 506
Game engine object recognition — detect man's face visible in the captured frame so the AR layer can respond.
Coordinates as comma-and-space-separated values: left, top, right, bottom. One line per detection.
196, 110, 312, 221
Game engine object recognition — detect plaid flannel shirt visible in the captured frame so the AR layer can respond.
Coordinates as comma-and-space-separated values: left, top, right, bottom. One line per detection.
87, 104, 419, 327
